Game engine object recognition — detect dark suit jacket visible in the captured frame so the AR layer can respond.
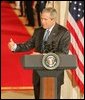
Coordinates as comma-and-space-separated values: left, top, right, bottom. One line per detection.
15, 23, 71, 85
35, 1, 47, 12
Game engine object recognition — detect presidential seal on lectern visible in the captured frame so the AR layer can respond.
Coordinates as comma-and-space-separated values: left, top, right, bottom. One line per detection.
42, 53, 60, 70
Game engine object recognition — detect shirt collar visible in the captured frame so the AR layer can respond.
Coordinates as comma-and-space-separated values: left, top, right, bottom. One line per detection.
47, 24, 55, 33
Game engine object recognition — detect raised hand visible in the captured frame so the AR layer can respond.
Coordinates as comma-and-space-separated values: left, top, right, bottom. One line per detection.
8, 38, 16, 51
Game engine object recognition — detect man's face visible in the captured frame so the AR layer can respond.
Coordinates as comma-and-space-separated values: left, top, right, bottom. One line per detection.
41, 12, 55, 29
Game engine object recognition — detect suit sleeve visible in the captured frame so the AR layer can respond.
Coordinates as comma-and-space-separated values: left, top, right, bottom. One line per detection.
15, 30, 37, 52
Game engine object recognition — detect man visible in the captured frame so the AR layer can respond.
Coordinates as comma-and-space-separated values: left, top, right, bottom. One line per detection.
35, 1, 47, 26
8, 7, 70, 99
24, 1, 35, 26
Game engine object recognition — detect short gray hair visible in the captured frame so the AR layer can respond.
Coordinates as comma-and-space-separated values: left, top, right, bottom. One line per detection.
42, 7, 57, 20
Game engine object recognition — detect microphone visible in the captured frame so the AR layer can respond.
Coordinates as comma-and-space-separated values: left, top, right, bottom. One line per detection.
41, 41, 56, 53
44, 41, 56, 53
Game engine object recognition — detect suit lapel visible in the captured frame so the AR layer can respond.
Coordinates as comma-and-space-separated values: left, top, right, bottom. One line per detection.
38, 28, 46, 45
41, 28, 46, 40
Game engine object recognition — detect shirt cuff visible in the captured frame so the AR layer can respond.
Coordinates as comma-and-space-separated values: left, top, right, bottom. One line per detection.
11, 43, 17, 51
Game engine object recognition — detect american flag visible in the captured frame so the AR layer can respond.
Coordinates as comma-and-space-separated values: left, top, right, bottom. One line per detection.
66, 1, 84, 93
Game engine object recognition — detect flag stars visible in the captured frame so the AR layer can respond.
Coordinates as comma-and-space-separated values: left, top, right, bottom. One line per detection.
69, 1, 84, 21
78, 8, 81, 11
79, 3, 82, 6
74, 7, 76, 10
74, 1, 77, 4
78, 14, 80, 17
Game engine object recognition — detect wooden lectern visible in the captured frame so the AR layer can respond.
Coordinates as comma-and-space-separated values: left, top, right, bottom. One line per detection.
21, 53, 77, 99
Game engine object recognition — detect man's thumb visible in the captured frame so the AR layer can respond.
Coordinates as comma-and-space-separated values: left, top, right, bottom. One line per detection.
10, 38, 13, 42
